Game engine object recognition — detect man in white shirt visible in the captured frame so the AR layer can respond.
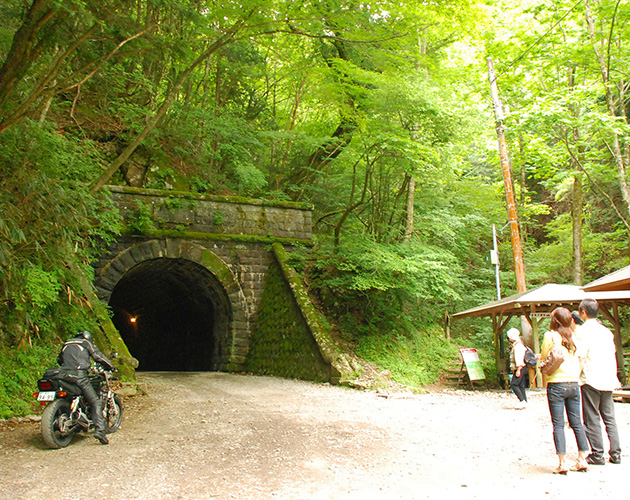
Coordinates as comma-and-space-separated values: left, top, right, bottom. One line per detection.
577, 298, 622, 465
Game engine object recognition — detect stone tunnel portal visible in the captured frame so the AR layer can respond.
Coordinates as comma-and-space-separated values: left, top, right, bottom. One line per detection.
108, 257, 232, 371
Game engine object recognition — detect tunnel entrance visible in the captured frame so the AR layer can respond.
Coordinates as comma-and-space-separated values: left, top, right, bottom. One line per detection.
109, 257, 231, 371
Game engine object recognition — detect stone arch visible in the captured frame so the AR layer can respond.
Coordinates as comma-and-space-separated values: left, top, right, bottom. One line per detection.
94, 239, 250, 371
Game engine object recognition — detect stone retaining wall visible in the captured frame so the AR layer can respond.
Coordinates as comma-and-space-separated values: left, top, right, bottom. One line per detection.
92, 187, 352, 383
108, 185, 313, 240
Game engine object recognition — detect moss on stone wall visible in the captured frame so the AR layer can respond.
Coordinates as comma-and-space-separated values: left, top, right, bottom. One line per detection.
121, 228, 313, 247
109, 185, 313, 210
245, 259, 333, 382
270, 243, 355, 383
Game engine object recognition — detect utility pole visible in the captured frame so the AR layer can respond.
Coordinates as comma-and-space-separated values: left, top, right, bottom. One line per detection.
487, 57, 527, 294
491, 224, 501, 300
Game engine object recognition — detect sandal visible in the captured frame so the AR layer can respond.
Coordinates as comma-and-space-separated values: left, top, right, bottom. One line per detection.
553, 466, 569, 475
571, 461, 588, 472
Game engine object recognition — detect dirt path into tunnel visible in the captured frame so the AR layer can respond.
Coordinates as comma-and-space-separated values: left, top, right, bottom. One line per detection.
1, 372, 629, 499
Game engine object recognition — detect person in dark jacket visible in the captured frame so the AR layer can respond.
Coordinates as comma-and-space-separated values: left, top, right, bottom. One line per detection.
57, 330, 113, 444
507, 328, 529, 409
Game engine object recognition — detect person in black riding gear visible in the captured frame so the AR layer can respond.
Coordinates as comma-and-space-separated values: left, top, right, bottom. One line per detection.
57, 330, 114, 445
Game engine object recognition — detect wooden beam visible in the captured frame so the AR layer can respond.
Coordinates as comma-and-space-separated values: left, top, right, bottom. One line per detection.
492, 314, 501, 387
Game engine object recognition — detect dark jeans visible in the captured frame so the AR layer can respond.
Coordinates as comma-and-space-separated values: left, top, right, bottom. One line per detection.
547, 382, 590, 455
510, 369, 529, 402
581, 384, 621, 460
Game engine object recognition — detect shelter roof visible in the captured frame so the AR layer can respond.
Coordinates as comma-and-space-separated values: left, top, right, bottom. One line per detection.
582, 265, 630, 292
452, 283, 630, 319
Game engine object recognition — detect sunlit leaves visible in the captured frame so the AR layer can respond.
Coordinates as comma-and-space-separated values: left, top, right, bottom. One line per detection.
313, 236, 462, 301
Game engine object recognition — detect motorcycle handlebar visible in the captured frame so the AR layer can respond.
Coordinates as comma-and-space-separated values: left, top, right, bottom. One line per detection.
93, 363, 115, 374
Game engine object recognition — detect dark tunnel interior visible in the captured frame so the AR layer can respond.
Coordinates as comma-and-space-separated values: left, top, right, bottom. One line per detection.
109, 258, 224, 371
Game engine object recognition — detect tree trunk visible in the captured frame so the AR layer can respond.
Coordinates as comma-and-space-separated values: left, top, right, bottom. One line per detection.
487, 57, 527, 293
567, 65, 583, 285
303, 116, 356, 179
402, 174, 415, 243
0, 0, 57, 112
572, 174, 583, 285
334, 158, 371, 247
279, 77, 307, 174
294, 31, 358, 185
208, 56, 223, 173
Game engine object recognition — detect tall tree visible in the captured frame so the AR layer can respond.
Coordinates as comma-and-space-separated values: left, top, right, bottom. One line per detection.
0, 0, 151, 135
482, 0, 630, 282
584, 0, 630, 217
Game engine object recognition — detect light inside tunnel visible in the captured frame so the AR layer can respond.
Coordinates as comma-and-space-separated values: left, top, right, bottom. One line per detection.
109, 257, 229, 371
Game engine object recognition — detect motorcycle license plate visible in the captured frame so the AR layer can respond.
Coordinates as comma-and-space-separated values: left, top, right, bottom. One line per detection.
37, 391, 56, 402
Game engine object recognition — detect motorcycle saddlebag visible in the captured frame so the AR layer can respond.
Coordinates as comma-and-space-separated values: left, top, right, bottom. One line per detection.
38, 367, 82, 396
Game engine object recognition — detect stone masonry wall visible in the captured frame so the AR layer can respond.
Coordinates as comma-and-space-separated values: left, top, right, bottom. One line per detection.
93, 186, 314, 371
244, 258, 333, 382
93, 236, 275, 369
108, 185, 313, 240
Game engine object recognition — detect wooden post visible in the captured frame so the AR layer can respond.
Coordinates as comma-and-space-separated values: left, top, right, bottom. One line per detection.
444, 311, 451, 341
493, 314, 502, 387
532, 317, 544, 388
612, 302, 626, 383
487, 58, 527, 294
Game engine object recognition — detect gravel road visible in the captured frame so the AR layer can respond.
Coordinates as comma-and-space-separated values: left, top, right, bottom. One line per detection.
1, 372, 629, 499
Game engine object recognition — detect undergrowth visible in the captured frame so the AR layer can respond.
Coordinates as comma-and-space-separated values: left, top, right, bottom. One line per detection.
0, 342, 59, 419
356, 326, 460, 388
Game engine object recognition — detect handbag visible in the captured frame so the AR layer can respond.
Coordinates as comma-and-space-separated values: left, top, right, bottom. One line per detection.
539, 341, 565, 376
523, 346, 538, 368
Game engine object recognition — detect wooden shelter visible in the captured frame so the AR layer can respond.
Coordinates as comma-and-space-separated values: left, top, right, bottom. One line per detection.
451, 283, 630, 386
583, 265, 630, 292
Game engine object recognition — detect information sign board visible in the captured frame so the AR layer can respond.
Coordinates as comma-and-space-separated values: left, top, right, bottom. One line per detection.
460, 348, 485, 381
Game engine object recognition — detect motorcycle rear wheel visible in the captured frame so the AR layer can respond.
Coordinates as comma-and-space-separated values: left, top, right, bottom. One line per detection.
104, 394, 123, 433
41, 399, 76, 449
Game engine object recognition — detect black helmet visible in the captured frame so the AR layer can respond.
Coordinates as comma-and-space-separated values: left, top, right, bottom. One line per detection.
77, 330, 92, 340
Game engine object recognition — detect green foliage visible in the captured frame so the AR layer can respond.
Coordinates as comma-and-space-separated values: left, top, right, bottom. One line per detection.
13, 265, 63, 312
527, 213, 630, 286
0, 121, 121, 341
478, 0, 630, 290
164, 196, 183, 210
0, 342, 58, 419
213, 211, 224, 226
356, 327, 460, 387
235, 162, 267, 195
126, 201, 156, 233
3, 0, 630, 412
323, 238, 461, 299
306, 236, 463, 334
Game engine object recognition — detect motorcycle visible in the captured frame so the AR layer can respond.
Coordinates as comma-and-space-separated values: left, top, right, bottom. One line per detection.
33, 363, 123, 449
